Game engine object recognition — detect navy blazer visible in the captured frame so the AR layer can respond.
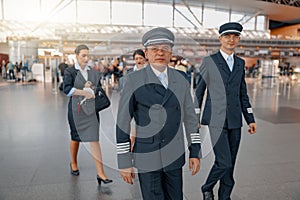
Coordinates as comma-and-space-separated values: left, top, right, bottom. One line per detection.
116, 65, 200, 172
195, 51, 255, 129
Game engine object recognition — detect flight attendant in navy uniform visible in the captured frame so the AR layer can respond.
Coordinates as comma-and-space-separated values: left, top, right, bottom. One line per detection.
196, 22, 257, 200
116, 27, 201, 200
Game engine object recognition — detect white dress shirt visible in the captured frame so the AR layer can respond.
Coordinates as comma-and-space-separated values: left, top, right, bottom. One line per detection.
150, 65, 168, 88
220, 49, 234, 71
67, 60, 90, 97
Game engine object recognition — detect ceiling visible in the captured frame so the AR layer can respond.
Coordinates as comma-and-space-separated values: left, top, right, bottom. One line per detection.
1, 0, 300, 57
143, 0, 300, 24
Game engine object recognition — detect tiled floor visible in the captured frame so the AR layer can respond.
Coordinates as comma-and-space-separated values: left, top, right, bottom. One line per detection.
0, 77, 300, 200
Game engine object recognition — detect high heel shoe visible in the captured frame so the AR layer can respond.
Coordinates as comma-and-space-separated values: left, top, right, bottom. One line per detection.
70, 163, 80, 176
97, 175, 113, 185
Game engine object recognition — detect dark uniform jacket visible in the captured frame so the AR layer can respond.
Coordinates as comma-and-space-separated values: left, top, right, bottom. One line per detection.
195, 51, 255, 129
63, 66, 101, 141
116, 65, 201, 172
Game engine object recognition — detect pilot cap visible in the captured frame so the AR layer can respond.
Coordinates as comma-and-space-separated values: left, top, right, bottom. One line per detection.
142, 27, 175, 47
219, 22, 243, 36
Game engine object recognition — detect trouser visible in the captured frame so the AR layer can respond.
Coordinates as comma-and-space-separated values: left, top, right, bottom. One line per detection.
138, 168, 183, 200
9, 69, 15, 79
202, 127, 241, 200
2, 66, 6, 78
59, 76, 64, 90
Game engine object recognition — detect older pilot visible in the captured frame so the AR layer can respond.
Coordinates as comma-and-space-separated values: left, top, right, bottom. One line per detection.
116, 27, 201, 200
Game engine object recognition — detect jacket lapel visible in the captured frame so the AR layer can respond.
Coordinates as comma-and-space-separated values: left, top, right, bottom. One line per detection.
87, 67, 97, 85
214, 52, 230, 79
74, 70, 87, 89
87, 68, 92, 82
162, 68, 177, 105
228, 55, 243, 81
77, 69, 87, 83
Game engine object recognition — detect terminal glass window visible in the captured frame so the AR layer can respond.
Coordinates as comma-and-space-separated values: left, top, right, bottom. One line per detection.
47, 1, 76, 23
41, 0, 61, 20
4, 0, 40, 21
231, 13, 256, 30
34, 0, 77, 23
231, 13, 244, 24
0, 1, 2, 20
243, 17, 255, 30
144, 3, 172, 27
112, 1, 142, 25
203, 7, 229, 28
256, 15, 266, 31
174, 5, 202, 28
40, 0, 76, 22
78, 1, 110, 24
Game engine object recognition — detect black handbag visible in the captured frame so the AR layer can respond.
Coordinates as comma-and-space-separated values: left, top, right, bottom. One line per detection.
95, 86, 110, 112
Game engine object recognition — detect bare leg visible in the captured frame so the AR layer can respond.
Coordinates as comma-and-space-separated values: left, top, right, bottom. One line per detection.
70, 140, 79, 170
90, 141, 108, 179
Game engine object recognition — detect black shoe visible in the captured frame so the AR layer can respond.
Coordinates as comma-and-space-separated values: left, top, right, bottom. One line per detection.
97, 175, 113, 185
70, 163, 80, 176
203, 191, 214, 200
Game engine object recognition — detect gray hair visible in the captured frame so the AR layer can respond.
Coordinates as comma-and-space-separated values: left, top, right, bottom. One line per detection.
74, 44, 89, 54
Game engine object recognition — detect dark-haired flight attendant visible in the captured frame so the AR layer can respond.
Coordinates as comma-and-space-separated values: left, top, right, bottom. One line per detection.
63, 44, 112, 185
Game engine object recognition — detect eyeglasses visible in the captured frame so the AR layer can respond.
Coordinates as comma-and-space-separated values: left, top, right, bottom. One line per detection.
222, 34, 240, 40
147, 45, 172, 53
